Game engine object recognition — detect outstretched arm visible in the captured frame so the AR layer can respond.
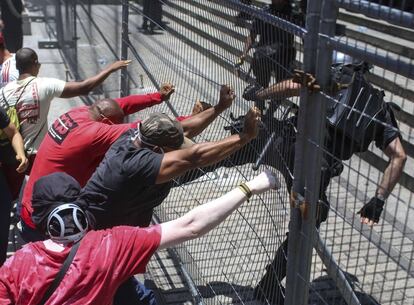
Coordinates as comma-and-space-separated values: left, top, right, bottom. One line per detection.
256, 79, 301, 100
156, 107, 261, 184
115, 83, 175, 115
60, 60, 131, 98
180, 85, 235, 139
158, 170, 279, 250
3, 122, 28, 173
377, 137, 406, 199
359, 137, 407, 226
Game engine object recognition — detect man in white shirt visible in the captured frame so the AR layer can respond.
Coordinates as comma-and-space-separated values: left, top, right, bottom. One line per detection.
0, 47, 130, 200
0, 33, 17, 87
0, 53, 18, 87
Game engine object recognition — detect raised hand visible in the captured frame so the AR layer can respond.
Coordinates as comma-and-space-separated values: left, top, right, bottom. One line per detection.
159, 83, 175, 101
218, 84, 236, 110
242, 106, 261, 140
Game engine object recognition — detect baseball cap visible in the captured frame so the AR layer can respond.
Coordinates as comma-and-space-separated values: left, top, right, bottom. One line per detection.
138, 112, 193, 149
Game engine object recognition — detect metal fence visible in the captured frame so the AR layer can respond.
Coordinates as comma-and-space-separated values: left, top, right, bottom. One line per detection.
35, 0, 414, 304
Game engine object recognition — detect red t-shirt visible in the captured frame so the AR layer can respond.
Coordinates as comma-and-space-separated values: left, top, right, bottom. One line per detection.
21, 93, 162, 228
0, 225, 161, 305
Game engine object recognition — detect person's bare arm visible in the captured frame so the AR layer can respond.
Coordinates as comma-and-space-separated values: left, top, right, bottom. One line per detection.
359, 137, 406, 226
3, 123, 28, 173
60, 60, 131, 98
159, 170, 279, 250
377, 137, 406, 199
180, 85, 235, 139
240, 31, 256, 62
256, 79, 301, 100
156, 107, 261, 184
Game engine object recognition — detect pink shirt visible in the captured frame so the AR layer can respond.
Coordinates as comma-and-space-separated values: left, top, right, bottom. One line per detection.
0, 225, 161, 305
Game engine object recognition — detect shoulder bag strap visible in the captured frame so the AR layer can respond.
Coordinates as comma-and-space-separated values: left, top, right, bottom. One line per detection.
1, 77, 36, 109
38, 241, 81, 305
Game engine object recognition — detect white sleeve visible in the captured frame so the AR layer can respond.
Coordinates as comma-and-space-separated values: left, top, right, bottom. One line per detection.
39, 77, 66, 99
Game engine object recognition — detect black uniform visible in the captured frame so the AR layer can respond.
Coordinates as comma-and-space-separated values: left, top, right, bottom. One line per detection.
250, 3, 296, 87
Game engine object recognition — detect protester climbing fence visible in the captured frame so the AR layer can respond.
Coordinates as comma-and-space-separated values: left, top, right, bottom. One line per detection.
36, 0, 414, 304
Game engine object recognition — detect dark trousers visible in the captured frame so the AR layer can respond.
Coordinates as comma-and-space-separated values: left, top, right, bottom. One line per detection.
0, 168, 12, 266
114, 277, 157, 305
142, 0, 162, 30
1, 0, 23, 52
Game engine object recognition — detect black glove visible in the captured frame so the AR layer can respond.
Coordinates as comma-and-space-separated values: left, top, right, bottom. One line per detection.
357, 197, 385, 223
242, 83, 263, 101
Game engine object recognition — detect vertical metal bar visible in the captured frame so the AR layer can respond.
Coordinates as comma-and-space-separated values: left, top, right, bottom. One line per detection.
72, 0, 78, 80
285, 0, 322, 304
120, 0, 129, 97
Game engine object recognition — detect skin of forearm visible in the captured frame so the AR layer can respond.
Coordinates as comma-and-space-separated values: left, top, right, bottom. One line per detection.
181, 104, 226, 139
4, 126, 25, 159
242, 35, 254, 57
376, 156, 406, 199
257, 79, 301, 100
11, 133, 26, 159
190, 133, 250, 168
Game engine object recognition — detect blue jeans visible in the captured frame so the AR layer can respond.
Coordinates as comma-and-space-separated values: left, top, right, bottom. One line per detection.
0, 169, 12, 265
114, 276, 157, 305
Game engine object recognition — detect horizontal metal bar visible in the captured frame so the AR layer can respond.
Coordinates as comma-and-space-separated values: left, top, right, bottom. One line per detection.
225, 0, 307, 37
336, 0, 414, 29
320, 35, 414, 80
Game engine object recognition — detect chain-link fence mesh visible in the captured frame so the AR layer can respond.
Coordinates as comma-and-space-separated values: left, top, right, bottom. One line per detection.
32, 0, 413, 304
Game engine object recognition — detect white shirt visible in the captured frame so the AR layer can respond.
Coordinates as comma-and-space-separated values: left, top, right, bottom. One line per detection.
0, 54, 19, 88
0, 77, 66, 154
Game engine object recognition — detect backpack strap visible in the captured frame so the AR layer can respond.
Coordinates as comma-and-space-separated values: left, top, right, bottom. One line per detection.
38, 240, 81, 305
1, 77, 36, 109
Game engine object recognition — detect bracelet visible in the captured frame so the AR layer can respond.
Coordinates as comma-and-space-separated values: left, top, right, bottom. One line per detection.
238, 182, 252, 201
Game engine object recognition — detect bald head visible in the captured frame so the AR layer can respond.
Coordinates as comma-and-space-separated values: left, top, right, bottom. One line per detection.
16, 48, 40, 74
91, 98, 125, 124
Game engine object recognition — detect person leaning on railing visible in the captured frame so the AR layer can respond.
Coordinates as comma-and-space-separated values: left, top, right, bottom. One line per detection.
0, 106, 28, 266
0, 170, 279, 304
0, 47, 130, 203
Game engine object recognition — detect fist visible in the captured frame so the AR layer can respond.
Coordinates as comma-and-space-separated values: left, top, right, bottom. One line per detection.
218, 84, 236, 110
247, 169, 281, 195
159, 83, 175, 101
243, 106, 261, 140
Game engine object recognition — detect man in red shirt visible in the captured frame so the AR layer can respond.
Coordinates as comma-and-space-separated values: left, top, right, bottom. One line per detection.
20, 84, 175, 239
0, 169, 279, 305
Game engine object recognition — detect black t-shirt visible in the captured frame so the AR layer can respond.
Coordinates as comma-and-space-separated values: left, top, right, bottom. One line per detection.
251, 4, 294, 48
326, 104, 401, 161
82, 129, 173, 229
0, 106, 10, 129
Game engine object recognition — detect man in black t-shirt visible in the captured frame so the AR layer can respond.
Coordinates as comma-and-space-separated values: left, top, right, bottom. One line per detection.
0, 106, 27, 265
80, 85, 261, 229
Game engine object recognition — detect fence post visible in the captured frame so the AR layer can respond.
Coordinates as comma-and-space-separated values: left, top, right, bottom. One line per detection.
120, 0, 130, 97
284, 0, 323, 304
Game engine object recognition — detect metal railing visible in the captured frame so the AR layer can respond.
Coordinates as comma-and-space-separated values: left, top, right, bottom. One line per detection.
36, 1, 414, 304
